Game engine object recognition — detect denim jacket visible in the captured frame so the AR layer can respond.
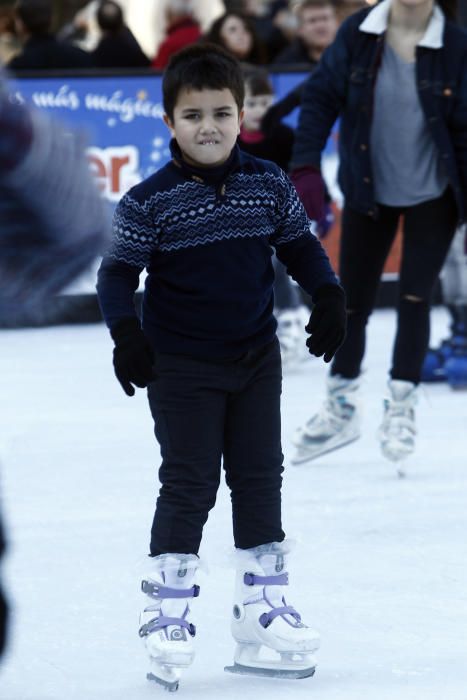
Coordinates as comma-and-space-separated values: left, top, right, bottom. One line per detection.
291, 0, 467, 221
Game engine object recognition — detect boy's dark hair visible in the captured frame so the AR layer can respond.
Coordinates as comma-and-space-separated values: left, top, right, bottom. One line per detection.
96, 0, 124, 33
243, 66, 273, 97
15, 0, 52, 34
163, 43, 245, 120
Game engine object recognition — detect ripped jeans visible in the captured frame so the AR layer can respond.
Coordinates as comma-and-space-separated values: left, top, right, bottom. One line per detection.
331, 188, 458, 384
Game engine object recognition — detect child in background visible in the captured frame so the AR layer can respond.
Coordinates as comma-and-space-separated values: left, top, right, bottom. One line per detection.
238, 66, 294, 170
97, 44, 346, 691
238, 66, 311, 370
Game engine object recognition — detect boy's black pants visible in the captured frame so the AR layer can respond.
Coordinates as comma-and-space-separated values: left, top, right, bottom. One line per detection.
147, 338, 285, 555
331, 188, 458, 384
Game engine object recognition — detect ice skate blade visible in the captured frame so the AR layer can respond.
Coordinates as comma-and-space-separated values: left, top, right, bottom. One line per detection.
147, 671, 179, 692
225, 661, 316, 680
291, 434, 360, 464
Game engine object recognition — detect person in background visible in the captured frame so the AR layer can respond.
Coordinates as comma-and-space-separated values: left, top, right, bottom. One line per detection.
205, 10, 268, 64
421, 225, 467, 388
289, 0, 467, 473
239, 66, 293, 169
152, 0, 201, 70
0, 69, 109, 660
92, 0, 150, 68
0, 5, 20, 64
274, 0, 338, 67
238, 65, 310, 370
7, 0, 93, 71
233, 0, 292, 62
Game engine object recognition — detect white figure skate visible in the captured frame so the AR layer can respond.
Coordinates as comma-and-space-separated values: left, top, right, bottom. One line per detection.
225, 541, 320, 680
276, 306, 310, 372
139, 553, 199, 692
378, 379, 417, 475
291, 375, 361, 464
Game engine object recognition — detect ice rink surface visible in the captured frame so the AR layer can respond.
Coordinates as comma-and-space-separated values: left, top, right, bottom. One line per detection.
1, 307, 466, 700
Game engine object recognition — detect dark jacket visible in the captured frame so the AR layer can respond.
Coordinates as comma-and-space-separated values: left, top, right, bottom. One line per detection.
93, 28, 150, 68
7, 34, 93, 71
291, 7, 467, 222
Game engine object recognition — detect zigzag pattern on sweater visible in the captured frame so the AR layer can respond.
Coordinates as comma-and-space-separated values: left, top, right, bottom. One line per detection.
109, 169, 311, 268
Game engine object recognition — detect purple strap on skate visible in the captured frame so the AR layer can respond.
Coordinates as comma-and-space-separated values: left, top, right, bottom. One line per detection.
259, 605, 301, 629
243, 572, 289, 587
139, 615, 196, 639
141, 580, 200, 599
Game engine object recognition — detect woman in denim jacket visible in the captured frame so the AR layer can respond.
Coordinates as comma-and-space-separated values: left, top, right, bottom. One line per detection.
289, 0, 467, 473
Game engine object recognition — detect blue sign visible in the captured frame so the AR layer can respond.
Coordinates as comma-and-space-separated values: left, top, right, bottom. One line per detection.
11, 71, 320, 206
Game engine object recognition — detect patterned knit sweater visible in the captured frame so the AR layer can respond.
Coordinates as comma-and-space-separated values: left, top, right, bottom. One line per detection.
97, 142, 339, 358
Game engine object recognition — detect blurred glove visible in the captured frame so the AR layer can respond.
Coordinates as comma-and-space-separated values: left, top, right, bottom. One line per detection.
315, 201, 335, 240
289, 165, 326, 222
110, 317, 154, 396
306, 284, 347, 363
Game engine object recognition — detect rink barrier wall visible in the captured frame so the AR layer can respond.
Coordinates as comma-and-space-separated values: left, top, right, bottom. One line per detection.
5, 67, 412, 328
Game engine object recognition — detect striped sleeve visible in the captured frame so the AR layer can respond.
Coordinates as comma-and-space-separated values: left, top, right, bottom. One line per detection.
269, 168, 314, 246
108, 191, 160, 268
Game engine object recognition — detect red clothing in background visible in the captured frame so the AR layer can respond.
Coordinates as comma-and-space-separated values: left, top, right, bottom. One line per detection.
152, 18, 201, 69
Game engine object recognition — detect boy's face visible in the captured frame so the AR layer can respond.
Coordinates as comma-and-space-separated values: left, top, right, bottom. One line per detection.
242, 90, 274, 133
164, 87, 243, 168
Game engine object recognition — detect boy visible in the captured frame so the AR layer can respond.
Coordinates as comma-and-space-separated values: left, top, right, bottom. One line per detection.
96, 44, 346, 692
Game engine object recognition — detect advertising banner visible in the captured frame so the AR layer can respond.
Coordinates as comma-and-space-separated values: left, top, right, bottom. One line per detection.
11, 71, 312, 207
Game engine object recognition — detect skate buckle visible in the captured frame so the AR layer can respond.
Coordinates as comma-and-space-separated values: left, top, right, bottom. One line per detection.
243, 572, 289, 586
139, 615, 196, 638
259, 605, 301, 629
142, 580, 200, 599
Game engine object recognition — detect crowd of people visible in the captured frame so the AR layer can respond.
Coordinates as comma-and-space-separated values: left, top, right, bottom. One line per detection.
0, 0, 360, 71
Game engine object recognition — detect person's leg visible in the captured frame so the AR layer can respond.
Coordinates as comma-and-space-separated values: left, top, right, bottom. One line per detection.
291, 205, 400, 464
223, 339, 284, 549
392, 188, 458, 383
331, 204, 400, 378
147, 353, 230, 556
223, 340, 319, 677
379, 189, 458, 466
142, 353, 233, 688
440, 224, 467, 309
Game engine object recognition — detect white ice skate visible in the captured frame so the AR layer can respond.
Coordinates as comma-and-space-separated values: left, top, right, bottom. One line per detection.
225, 541, 319, 680
378, 379, 417, 475
276, 306, 310, 372
139, 553, 199, 692
291, 375, 361, 464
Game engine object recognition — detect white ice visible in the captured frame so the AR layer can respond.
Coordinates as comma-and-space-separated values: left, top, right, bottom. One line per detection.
1, 307, 467, 700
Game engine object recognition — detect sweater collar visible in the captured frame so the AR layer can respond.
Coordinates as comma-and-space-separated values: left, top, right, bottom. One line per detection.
170, 138, 241, 185
359, 0, 445, 49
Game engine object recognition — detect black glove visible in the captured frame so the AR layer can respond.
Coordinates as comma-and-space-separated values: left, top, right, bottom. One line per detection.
110, 317, 154, 396
306, 285, 347, 363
